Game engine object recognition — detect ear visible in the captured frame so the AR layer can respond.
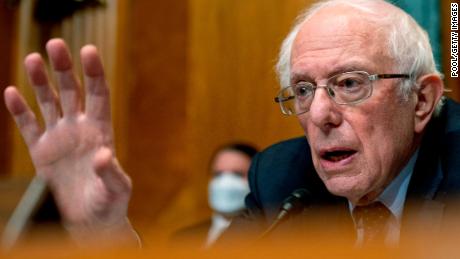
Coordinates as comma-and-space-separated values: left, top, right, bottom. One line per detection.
413, 74, 444, 133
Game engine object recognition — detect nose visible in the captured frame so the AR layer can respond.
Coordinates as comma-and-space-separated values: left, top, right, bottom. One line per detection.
307, 87, 343, 131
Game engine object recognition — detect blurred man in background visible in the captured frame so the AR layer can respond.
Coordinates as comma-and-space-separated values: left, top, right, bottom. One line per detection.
172, 143, 257, 248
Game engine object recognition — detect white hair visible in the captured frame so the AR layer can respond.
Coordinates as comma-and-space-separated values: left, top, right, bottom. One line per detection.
275, 0, 444, 113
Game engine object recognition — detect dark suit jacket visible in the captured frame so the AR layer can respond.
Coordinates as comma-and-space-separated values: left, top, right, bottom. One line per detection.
223, 98, 460, 245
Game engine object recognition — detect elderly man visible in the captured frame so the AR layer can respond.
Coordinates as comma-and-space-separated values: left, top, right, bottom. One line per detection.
233, 0, 459, 246
2, 0, 459, 247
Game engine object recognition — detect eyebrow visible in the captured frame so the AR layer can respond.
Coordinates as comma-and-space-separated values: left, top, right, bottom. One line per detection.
290, 62, 373, 85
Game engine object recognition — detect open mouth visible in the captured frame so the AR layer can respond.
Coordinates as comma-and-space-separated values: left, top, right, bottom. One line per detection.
321, 149, 357, 162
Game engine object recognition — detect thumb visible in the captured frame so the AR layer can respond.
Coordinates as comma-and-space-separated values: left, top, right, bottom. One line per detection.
93, 147, 132, 196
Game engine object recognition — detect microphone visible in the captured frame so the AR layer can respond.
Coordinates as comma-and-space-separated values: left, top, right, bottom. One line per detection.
258, 188, 311, 239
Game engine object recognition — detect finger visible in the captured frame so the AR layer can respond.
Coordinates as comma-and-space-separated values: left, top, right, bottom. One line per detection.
46, 38, 82, 117
24, 53, 61, 128
93, 147, 132, 196
81, 45, 112, 123
4, 86, 43, 147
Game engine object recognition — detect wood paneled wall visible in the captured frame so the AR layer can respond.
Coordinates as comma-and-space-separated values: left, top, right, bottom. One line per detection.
0, 2, 17, 176
128, 0, 310, 233
164, 0, 309, 229
121, 0, 189, 229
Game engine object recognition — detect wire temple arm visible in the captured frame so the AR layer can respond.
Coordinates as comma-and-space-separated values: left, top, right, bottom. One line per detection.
274, 96, 295, 103
376, 74, 410, 79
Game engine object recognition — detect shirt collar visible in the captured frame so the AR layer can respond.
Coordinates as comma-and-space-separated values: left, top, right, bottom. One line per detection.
211, 213, 232, 230
349, 149, 419, 221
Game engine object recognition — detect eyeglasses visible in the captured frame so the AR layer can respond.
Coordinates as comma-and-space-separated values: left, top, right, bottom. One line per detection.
274, 71, 410, 116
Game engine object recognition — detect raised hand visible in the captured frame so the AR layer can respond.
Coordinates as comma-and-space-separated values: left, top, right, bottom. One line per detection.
3, 39, 135, 244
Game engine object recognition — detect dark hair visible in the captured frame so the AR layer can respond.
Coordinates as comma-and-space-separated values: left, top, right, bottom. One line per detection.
217, 143, 258, 159
208, 142, 259, 176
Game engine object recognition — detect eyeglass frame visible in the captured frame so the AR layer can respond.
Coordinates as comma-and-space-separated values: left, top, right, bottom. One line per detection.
274, 71, 411, 116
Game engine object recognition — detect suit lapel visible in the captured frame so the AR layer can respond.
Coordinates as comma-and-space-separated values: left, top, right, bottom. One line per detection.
400, 112, 446, 242
400, 198, 445, 243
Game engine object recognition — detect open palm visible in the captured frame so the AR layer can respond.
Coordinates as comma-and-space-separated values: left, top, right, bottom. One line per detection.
4, 39, 133, 241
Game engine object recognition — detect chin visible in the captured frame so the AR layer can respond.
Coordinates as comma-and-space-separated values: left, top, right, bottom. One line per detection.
321, 175, 372, 203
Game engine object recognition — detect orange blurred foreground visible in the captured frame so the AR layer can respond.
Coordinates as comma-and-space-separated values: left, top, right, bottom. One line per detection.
2, 225, 460, 259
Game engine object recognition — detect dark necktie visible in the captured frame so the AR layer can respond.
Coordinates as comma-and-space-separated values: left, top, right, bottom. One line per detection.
353, 202, 392, 244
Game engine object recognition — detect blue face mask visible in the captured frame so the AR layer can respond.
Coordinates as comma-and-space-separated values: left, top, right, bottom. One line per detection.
208, 172, 250, 215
